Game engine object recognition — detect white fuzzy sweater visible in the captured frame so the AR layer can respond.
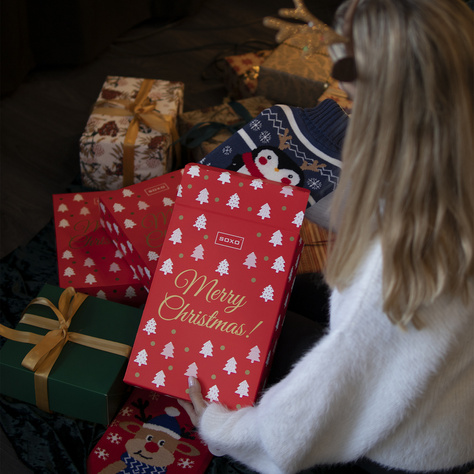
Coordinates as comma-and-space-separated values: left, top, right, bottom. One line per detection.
198, 242, 474, 473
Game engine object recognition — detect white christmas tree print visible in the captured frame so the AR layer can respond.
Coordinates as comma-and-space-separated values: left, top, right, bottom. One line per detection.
269, 230, 283, 247
257, 203, 271, 220
169, 228, 182, 245
120, 243, 127, 255
160, 258, 173, 275
73, 194, 83, 202
62, 250, 73, 259
137, 265, 144, 277
218, 172, 231, 184
84, 257, 95, 267
235, 380, 250, 398
137, 200, 149, 211
144, 267, 151, 280
124, 219, 136, 229
223, 357, 237, 375
99, 202, 106, 213
115, 249, 124, 259
148, 250, 159, 261
260, 285, 274, 302
109, 262, 121, 273
57, 203, 68, 212
243, 252, 257, 269
200, 340, 213, 358
122, 189, 134, 197
216, 259, 230, 276
177, 184, 183, 197
288, 265, 294, 282
113, 223, 120, 235
226, 193, 240, 210
125, 287, 136, 299
134, 349, 148, 366
292, 211, 304, 227
191, 244, 204, 261
59, 219, 70, 228
127, 241, 134, 253
184, 362, 198, 378
206, 385, 219, 402
106, 221, 113, 233
250, 179, 263, 190
85, 274, 97, 285
196, 188, 209, 205
187, 165, 200, 178
162, 197, 174, 207
193, 214, 207, 230
63, 267, 75, 277
247, 346, 261, 363
152, 370, 166, 388
161, 342, 175, 359
113, 203, 125, 212
280, 186, 294, 197
272, 256, 286, 273
143, 318, 157, 335
96, 290, 107, 300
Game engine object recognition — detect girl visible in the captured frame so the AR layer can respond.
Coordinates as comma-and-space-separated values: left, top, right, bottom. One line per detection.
178, 1, 474, 472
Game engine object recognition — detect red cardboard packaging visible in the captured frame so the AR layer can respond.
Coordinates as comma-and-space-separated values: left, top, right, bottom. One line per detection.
99, 170, 183, 291
124, 163, 309, 409
87, 387, 213, 473
53, 192, 147, 306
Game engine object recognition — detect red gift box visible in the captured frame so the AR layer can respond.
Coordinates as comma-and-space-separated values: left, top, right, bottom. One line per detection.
53, 191, 147, 306
99, 170, 183, 291
124, 163, 309, 409
87, 387, 213, 473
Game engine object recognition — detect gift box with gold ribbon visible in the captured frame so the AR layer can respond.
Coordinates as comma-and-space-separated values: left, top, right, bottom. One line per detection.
0, 285, 142, 425
80, 76, 184, 191
257, 36, 332, 108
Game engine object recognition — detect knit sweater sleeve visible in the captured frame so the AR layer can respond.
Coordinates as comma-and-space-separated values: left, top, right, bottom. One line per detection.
197, 242, 474, 473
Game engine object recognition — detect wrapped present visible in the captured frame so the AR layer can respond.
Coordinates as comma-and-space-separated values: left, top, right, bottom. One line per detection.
53, 191, 147, 306
222, 49, 272, 99
317, 80, 353, 115
0, 285, 142, 425
178, 96, 274, 163
124, 163, 309, 409
99, 170, 183, 291
80, 76, 184, 191
87, 387, 213, 473
257, 37, 332, 108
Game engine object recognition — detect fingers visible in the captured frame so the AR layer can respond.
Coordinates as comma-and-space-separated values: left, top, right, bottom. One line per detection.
177, 377, 208, 427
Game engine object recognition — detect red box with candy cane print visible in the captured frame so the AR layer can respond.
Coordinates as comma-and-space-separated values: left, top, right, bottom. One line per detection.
99, 170, 183, 291
53, 191, 147, 306
124, 163, 309, 408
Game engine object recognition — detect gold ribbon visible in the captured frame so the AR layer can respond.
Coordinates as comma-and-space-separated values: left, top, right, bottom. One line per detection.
0, 287, 132, 413
92, 78, 181, 187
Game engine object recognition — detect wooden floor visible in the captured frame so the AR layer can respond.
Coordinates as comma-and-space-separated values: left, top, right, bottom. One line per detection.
0, 0, 343, 471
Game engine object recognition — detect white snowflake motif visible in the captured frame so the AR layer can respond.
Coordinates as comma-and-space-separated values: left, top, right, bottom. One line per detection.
249, 119, 262, 131
119, 406, 133, 417
177, 458, 195, 469
94, 447, 109, 460
307, 177, 323, 190
222, 145, 233, 155
107, 432, 122, 445
259, 130, 271, 144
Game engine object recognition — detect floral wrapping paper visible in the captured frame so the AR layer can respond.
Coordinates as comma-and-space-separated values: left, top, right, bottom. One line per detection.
222, 50, 273, 100
80, 76, 184, 191
178, 96, 274, 163
257, 38, 332, 108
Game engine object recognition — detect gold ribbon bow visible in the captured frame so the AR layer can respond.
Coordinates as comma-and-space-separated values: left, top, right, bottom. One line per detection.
0, 287, 132, 413
92, 78, 180, 187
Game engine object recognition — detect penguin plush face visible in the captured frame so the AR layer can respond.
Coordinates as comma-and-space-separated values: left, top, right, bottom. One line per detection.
254, 147, 304, 187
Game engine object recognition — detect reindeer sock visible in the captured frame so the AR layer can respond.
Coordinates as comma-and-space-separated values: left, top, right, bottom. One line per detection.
200, 99, 349, 229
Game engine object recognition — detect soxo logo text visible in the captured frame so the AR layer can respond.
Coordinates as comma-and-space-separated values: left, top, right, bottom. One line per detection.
215, 232, 244, 250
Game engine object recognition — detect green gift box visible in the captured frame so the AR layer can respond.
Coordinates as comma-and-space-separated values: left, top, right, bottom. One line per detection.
0, 284, 142, 425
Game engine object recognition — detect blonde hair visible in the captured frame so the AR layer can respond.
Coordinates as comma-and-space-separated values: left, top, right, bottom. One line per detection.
325, 0, 474, 327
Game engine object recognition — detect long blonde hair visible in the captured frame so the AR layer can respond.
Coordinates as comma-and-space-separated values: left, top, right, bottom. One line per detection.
325, 0, 474, 327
